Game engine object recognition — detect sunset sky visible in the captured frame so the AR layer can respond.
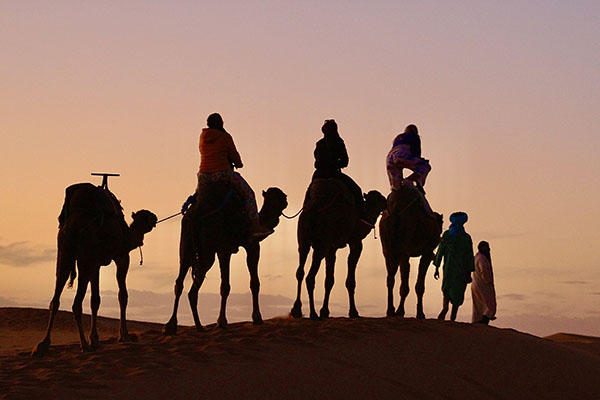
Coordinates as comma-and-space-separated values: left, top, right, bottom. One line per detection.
1, 1, 599, 336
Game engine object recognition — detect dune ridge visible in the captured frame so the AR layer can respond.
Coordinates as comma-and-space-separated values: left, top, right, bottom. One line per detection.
1, 307, 599, 399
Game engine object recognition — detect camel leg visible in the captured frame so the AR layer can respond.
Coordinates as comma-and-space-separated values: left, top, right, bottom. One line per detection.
396, 256, 411, 317
88, 267, 101, 349
346, 241, 363, 318
385, 255, 399, 317
217, 252, 232, 328
415, 253, 434, 319
246, 242, 263, 325
291, 242, 310, 318
32, 252, 73, 357
189, 251, 214, 332
72, 269, 91, 352
164, 258, 190, 335
115, 255, 136, 342
438, 296, 450, 320
306, 249, 324, 320
319, 251, 336, 319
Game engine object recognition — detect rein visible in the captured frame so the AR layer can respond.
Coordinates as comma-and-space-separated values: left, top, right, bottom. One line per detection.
282, 208, 303, 219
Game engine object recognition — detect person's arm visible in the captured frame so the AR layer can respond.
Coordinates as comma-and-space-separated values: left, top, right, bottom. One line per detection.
478, 256, 493, 284
225, 133, 243, 168
338, 139, 349, 169
433, 238, 445, 279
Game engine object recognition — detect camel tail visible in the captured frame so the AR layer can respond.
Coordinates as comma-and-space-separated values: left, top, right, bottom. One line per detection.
67, 266, 77, 289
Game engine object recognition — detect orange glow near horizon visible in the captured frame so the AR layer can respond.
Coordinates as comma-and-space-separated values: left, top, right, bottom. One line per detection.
1, 2, 599, 336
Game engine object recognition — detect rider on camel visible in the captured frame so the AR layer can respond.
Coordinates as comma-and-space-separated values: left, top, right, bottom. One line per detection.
307, 119, 365, 215
386, 124, 433, 212
193, 113, 272, 239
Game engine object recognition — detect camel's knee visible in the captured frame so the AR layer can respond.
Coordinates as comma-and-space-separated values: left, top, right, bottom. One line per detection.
295, 268, 305, 282
324, 276, 334, 291
305, 275, 316, 291
188, 288, 198, 303
386, 276, 396, 289
174, 280, 184, 296
415, 282, 425, 296
91, 294, 101, 311
345, 278, 356, 291
118, 290, 128, 306
220, 283, 231, 297
249, 278, 260, 293
400, 284, 410, 298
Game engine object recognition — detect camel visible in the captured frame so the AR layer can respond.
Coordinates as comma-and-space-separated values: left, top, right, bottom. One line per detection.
290, 179, 387, 320
379, 183, 443, 319
32, 183, 157, 356
164, 183, 287, 334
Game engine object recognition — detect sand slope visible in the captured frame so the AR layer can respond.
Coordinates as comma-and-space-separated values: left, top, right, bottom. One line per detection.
1, 307, 599, 400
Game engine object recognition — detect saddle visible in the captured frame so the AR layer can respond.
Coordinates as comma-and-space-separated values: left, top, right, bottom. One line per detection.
58, 183, 124, 228
303, 178, 354, 211
387, 183, 436, 220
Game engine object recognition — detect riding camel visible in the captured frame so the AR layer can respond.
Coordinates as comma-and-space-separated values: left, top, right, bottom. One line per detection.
290, 179, 387, 320
164, 183, 287, 334
32, 183, 157, 356
379, 183, 443, 319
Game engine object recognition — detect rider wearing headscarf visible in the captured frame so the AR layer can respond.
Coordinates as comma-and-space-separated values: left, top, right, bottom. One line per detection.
310, 119, 364, 212
471, 241, 497, 324
434, 212, 475, 321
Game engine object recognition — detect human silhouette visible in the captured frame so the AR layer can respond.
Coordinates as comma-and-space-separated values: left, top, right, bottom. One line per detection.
434, 212, 475, 321
471, 241, 497, 324
194, 113, 271, 239
305, 119, 365, 216
386, 124, 433, 212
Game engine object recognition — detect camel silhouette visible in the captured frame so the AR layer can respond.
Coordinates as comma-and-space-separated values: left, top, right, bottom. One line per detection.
32, 183, 157, 356
164, 183, 287, 334
379, 184, 442, 319
290, 179, 387, 320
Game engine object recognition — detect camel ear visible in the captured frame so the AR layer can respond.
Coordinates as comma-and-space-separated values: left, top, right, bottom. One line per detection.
262, 190, 266, 197
131, 212, 136, 219
363, 193, 367, 199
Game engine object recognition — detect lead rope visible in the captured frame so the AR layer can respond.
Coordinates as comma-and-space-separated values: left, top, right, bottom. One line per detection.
139, 246, 144, 266
282, 208, 303, 219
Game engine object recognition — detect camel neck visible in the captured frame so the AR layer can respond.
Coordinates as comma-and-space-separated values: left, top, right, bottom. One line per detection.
259, 207, 281, 230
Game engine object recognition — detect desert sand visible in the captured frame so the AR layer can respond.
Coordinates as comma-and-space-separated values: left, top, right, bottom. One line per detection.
1, 307, 599, 399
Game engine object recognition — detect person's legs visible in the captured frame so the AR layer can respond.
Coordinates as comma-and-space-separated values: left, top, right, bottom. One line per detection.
230, 172, 272, 238
338, 172, 364, 213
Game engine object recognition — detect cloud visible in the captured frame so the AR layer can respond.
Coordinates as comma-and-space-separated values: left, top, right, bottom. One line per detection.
559, 280, 589, 285
0, 241, 55, 267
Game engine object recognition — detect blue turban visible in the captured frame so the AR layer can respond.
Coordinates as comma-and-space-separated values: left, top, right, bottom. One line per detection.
449, 211, 468, 236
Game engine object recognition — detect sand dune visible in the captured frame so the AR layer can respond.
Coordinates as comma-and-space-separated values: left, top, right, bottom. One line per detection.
1, 307, 599, 399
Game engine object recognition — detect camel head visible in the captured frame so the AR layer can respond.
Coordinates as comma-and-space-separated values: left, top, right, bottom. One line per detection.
128, 210, 158, 249
364, 190, 387, 219
259, 187, 288, 230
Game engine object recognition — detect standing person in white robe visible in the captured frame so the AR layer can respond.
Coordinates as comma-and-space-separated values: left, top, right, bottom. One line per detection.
471, 241, 497, 324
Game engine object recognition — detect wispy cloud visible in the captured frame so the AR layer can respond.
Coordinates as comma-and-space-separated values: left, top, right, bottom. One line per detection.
559, 280, 589, 285
0, 241, 55, 267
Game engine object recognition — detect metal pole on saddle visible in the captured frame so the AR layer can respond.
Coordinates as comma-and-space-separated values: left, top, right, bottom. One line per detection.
91, 173, 120, 190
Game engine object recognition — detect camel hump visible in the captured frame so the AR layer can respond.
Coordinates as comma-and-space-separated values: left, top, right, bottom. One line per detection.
306, 178, 354, 209
58, 183, 124, 227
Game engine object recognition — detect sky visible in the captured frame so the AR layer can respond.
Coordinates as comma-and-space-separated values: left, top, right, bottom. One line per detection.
1, 1, 599, 337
